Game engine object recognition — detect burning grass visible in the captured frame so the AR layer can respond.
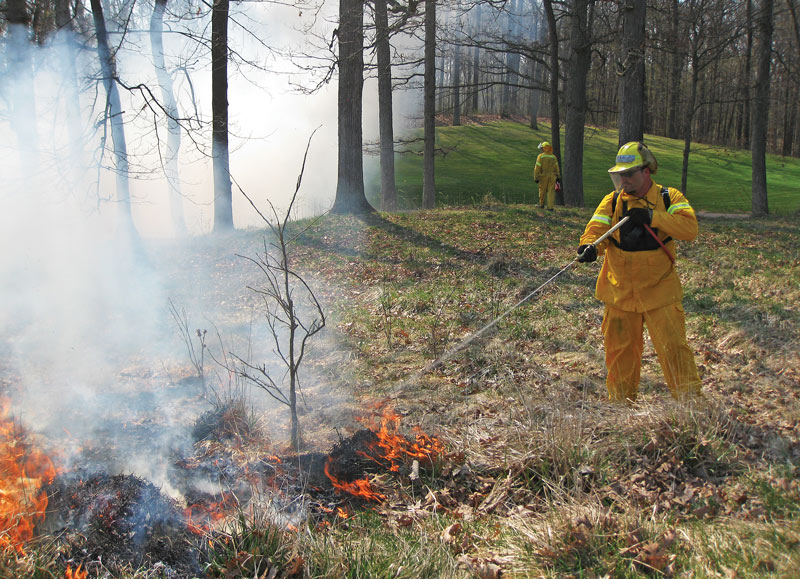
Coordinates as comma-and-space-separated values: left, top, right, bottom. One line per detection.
2, 206, 799, 577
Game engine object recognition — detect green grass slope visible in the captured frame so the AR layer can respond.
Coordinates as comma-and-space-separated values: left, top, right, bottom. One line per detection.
366, 120, 800, 215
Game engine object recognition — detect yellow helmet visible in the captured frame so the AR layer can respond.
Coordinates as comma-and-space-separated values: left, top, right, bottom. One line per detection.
538, 141, 551, 151
608, 141, 658, 175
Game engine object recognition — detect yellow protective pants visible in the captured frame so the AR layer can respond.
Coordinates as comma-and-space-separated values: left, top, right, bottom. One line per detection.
601, 303, 701, 403
538, 174, 557, 209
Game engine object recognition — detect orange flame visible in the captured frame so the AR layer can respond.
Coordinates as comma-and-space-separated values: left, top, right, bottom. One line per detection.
183, 492, 236, 534
323, 460, 386, 502
324, 408, 443, 502
65, 564, 88, 579
0, 398, 57, 554
360, 410, 444, 471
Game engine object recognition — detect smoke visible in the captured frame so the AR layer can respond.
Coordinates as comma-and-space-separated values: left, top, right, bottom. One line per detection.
1, 0, 426, 500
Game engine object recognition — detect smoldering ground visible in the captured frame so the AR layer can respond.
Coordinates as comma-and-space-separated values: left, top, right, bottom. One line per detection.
0, 31, 355, 504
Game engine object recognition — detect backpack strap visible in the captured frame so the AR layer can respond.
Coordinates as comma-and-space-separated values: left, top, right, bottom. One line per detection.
612, 186, 671, 215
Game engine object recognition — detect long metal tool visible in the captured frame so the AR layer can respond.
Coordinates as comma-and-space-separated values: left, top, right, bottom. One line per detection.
422, 215, 630, 373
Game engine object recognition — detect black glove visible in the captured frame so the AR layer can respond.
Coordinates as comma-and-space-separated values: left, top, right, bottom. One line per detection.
624, 207, 652, 226
577, 244, 597, 263
535, 179, 539, 183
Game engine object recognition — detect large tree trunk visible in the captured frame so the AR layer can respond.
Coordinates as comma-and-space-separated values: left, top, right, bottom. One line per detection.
422, 0, 436, 209
211, 0, 234, 230
151, 0, 188, 236
90, 0, 138, 241
6, 0, 39, 163
543, 0, 562, 205
332, 0, 373, 214
751, 0, 773, 216
618, 0, 646, 145
374, 0, 397, 210
563, 0, 594, 207
666, 0, 683, 139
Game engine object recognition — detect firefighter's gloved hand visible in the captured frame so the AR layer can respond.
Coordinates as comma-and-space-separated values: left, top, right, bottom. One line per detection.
577, 244, 597, 263
625, 207, 653, 226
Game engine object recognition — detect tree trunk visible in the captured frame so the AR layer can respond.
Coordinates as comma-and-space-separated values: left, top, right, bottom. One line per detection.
742, 0, 754, 148
422, 0, 436, 209
471, 5, 481, 113
782, 83, 796, 157
211, 0, 234, 230
680, 63, 699, 194
543, 0, 562, 205
374, 0, 397, 210
563, 0, 594, 207
332, 0, 373, 214
751, 0, 773, 216
55, 0, 84, 166
90, 0, 138, 241
528, 55, 541, 130
618, 0, 646, 145
6, 0, 38, 163
666, 0, 682, 139
501, 0, 521, 118
151, 0, 188, 236
452, 46, 462, 126
527, 13, 542, 130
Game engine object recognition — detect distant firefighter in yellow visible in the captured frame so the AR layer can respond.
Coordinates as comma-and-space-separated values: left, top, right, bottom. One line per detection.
534, 141, 560, 211
577, 142, 702, 403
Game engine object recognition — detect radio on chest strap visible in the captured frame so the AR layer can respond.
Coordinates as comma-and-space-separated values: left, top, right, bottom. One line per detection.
610, 187, 673, 252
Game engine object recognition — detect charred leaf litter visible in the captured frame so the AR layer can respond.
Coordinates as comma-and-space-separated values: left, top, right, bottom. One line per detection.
37, 387, 431, 578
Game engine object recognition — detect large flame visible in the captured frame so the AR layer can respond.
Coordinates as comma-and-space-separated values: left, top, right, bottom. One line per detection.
324, 408, 443, 502
0, 398, 57, 553
360, 409, 444, 471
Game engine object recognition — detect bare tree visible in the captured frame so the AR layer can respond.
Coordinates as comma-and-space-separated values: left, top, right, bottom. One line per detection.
89, 0, 139, 243
751, 0, 774, 216
332, 0, 374, 214
618, 0, 646, 145
563, 0, 595, 207
150, 0, 188, 236
212, 0, 234, 230
6, 0, 38, 162
543, 0, 563, 205
374, 0, 398, 210
236, 135, 326, 450
422, 0, 436, 209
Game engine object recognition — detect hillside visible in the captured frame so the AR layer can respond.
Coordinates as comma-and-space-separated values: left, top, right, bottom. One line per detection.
366, 118, 800, 216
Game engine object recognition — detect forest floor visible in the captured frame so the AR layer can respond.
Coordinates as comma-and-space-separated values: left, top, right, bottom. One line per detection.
3, 204, 799, 578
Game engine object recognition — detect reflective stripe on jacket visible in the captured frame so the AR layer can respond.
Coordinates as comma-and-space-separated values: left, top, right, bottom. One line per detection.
579, 182, 698, 312
534, 153, 560, 180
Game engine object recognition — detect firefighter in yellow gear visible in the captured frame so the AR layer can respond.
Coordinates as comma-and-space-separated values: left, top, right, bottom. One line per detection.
534, 141, 560, 210
577, 141, 702, 403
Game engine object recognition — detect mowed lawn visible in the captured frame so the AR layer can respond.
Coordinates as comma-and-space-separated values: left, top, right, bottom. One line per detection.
365, 120, 800, 215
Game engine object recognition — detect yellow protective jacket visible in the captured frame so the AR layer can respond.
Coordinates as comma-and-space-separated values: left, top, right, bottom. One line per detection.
534, 153, 560, 180
579, 182, 698, 312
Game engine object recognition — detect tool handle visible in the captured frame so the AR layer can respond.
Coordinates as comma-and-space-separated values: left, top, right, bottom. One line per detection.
577, 215, 630, 261
591, 215, 629, 246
